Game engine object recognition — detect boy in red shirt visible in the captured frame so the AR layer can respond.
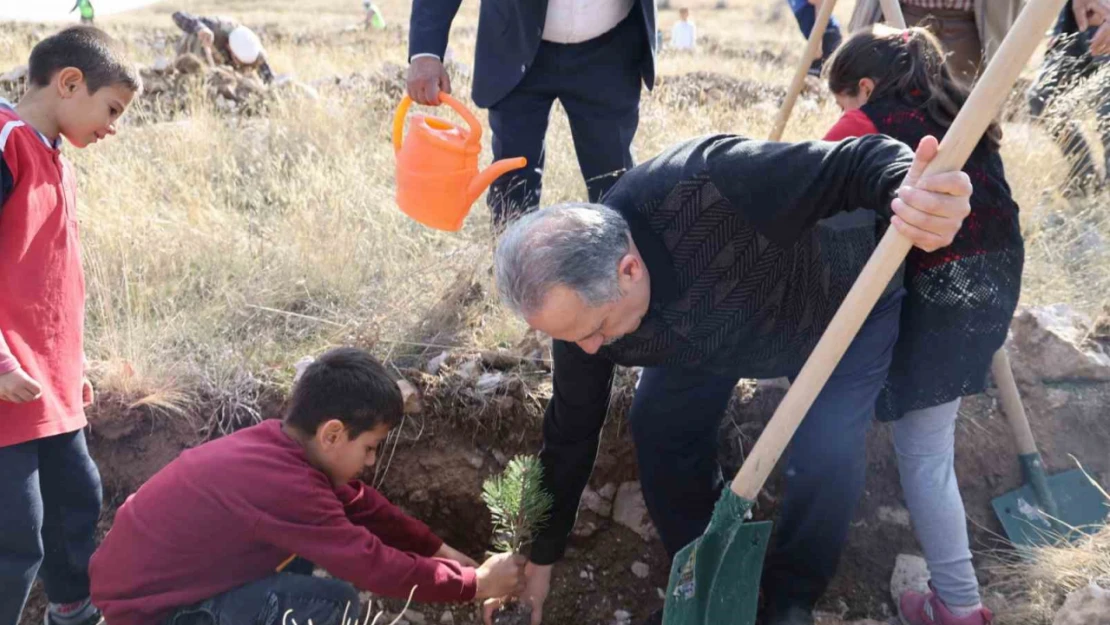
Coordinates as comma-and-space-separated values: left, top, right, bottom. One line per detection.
0, 26, 140, 625
90, 347, 526, 625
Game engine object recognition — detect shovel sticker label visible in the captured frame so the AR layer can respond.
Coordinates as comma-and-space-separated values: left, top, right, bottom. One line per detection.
673, 548, 696, 600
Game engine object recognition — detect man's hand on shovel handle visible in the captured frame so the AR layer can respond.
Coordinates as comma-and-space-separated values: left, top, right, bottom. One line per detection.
890, 135, 973, 253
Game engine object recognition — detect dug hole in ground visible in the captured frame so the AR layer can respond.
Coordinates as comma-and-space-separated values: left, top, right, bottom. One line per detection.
24, 296, 1110, 625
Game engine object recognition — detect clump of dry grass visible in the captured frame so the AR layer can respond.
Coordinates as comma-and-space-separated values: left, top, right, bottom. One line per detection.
987, 477, 1110, 624
0, 0, 1106, 432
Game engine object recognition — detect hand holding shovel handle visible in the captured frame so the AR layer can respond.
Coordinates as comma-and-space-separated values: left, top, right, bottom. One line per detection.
731, 0, 1069, 500
768, 0, 840, 141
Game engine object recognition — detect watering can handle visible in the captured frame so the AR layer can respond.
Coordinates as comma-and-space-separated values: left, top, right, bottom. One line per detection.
392, 93, 484, 155
729, 0, 1068, 501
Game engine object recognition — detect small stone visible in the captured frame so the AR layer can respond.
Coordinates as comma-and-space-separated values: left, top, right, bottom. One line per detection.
891, 554, 930, 607
409, 489, 429, 504
657, 587, 665, 600
614, 610, 632, 624
457, 359, 481, 380
580, 570, 590, 579
427, 351, 449, 375
477, 372, 504, 393
439, 612, 454, 625
876, 505, 911, 528
466, 453, 484, 470
598, 483, 618, 501
1053, 581, 1110, 625
572, 519, 599, 539
631, 562, 650, 579
492, 449, 508, 465
580, 487, 613, 517
151, 56, 172, 72
403, 610, 426, 624
612, 482, 659, 541
293, 355, 315, 383
397, 378, 423, 414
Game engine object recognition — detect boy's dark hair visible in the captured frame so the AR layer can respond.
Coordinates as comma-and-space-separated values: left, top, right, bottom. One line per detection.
28, 25, 142, 94
826, 26, 1001, 150
285, 347, 403, 437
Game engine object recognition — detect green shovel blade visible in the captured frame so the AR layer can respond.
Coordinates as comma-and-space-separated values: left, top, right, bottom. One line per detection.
663, 489, 772, 625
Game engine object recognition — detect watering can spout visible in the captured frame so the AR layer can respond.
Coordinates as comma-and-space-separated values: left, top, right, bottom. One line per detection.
468, 157, 528, 205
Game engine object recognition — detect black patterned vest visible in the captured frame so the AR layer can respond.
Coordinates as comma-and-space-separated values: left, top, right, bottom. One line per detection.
862, 96, 1025, 419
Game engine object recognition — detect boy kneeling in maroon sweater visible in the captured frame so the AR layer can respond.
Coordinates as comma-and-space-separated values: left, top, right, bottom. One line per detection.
90, 348, 525, 625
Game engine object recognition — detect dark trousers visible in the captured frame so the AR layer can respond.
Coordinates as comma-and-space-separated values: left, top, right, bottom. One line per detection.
487, 10, 645, 224
166, 562, 358, 625
788, 0, 843, 72
628, 289, 903, 612
0, 430, 102, 625
1028, 21, 1110, 195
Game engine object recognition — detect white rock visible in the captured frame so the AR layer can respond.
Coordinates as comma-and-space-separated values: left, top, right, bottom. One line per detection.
613, 610, 632, 624
1053, 581, 1110, 625
403, 610, 426, 624
598, 483, 618, 501
293, 355, 315, 383
890, 554, 930, 607
0, 65, 28, 83
492, 449, 508, 465
876, 505, 911, 528
631, 561, 650, 579
465, 452, 484, 470
1008, 305, 1110, 383
612, 482, 659, 541
580, 487, 613, 518
397, 378, 423, 414
477, 371, 504, 393
151, 56, 172, 72
427, 351, 449, 375
439, 611, 454, 625
580, 570, 590, 579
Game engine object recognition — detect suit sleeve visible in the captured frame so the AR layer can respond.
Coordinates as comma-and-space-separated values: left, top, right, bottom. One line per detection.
707, 134, 914, 247
528, 341, 616, 565
408, 0, 465, 60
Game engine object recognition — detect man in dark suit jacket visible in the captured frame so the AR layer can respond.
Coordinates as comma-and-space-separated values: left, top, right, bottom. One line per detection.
407, 0, 656, 225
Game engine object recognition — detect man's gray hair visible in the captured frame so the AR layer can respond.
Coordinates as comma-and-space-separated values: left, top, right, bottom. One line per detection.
495, 203, 631, 317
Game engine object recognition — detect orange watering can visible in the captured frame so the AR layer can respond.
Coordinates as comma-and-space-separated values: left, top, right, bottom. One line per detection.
393, 93, 527, 231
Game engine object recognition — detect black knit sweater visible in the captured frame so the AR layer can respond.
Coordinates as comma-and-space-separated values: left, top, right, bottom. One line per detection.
530, 134, 915, 565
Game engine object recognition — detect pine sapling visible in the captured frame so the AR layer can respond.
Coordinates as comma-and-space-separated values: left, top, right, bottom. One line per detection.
481, 455, 553, 625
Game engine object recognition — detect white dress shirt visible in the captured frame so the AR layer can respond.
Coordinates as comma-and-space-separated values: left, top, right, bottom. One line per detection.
542, 0, 636, 44
670, 19, 696, 50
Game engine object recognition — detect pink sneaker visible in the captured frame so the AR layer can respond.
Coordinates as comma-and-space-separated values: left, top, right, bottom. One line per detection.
899, 583, 993, 625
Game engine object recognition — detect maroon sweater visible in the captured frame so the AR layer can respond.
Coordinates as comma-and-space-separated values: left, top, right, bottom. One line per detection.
90, 420, 477, 625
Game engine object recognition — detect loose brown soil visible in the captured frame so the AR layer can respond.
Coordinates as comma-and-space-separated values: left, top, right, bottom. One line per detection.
17, 364, 1110, 625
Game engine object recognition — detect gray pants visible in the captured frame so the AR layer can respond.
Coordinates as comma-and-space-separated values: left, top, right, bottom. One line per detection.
893, 399, 980, 608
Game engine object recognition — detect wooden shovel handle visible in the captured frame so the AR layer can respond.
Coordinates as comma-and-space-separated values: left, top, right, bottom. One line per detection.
991, 348, 1039, 456
880, 0, 908, 28
731, 0, 1069, 500
768, 0, 839, 141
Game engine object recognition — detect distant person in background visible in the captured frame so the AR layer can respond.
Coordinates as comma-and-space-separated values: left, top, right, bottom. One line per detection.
671, 8, 697, 50
363, 0, 386, 30
1028, 0, 1110, 196
70, 0, 94, 24
172, 11, 275, 84
788, 0, 843, 76
849, 0, 1023, 85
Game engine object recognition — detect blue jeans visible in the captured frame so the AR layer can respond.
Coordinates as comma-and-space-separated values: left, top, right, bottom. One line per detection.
0, 430, 103, 625
165, 568, 360, 625
628, 289, 903, 612
788, 0, 843, 71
